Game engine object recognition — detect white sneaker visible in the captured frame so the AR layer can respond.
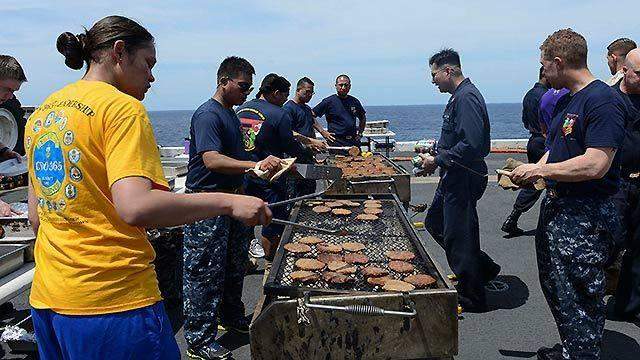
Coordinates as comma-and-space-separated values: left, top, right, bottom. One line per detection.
249, 238, 265, 258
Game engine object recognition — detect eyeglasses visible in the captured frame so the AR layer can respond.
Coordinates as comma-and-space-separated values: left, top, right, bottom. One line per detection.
228, 78, 253, 93
430, 68, 448, 79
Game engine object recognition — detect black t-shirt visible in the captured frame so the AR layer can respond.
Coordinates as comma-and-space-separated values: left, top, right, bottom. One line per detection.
283, 100, 315, 138
546, 80, 626, 196
236, 98, 306, 160
613, 81, 640, 175
313, 94, 365, 137
186, 98, 249, 191
521, 82, 548, 135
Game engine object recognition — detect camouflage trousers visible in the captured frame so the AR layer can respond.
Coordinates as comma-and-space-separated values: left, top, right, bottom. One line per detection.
182, 215, 251, 348
536, 194, 620, 359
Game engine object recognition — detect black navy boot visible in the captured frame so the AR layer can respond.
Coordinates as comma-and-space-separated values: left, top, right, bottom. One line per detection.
501, 209, 523, 235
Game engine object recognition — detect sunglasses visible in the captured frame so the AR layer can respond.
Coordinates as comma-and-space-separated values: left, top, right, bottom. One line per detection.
228, 78, 253, 93
336, 83, 350, 88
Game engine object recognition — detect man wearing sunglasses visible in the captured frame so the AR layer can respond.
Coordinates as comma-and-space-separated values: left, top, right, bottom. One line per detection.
313, 74, 366, 147
183, 57, 281, 360
418, 48, 500, 312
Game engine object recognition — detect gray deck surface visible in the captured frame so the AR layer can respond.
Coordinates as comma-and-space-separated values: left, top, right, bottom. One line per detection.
1, 153, 638, 359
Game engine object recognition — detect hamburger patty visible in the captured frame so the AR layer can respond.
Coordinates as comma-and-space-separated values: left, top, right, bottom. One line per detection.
361, 266, 389, 277
298, 236, 324, 245
356, 214, 378, 221
295, 258, 326, 271
344, 253, 369, 264
363, 208, 383, 215
388, 260, 414, 273
385, 250, 416, 261
317, 243, 343, 253
312, 206, 331, 214
317, 253, 343, 264
290, 270, 320, 283
342, 242, 366, 252
284, 243, 312, 254
322, 271, 354, 284
367, 276, 392, 286
404, 274, 436, 288
383, 280, 415, 292
331, 208, 352, 216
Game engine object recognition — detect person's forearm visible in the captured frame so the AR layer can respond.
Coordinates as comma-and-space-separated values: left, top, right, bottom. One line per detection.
537, 152, 549, 165
540, 151, 612, 182
28, 183, 40, 234
358, 115, 366, 133
204, 153, 256, 174
120, 190, 243, 228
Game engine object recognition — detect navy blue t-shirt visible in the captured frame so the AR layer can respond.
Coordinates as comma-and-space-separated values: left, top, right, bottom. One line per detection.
614, 81, 640, 175
236, 98, 306, 160
546, 80, 626, 196
186, 98, 249, 191
283, 100, 316, 138
522, 82, 548, 135
312, 94, 365, 137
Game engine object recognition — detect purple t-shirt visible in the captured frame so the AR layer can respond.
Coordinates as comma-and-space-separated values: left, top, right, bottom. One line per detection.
539, 88, 570, 136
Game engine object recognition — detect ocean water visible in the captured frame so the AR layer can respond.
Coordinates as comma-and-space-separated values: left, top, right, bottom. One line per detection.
149, 103, 528, 146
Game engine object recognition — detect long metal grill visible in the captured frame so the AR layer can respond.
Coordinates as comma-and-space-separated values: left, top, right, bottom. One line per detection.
265, 197, 444, 297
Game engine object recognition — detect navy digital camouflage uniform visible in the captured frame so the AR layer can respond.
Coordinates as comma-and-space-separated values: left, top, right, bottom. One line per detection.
183, 216, 251, 347
539, 80, 626, 359
183, 98, 252, 349
536, 196, 619, 359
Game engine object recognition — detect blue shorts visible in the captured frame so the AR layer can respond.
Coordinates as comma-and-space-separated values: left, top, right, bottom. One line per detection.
31, 301, 180, 360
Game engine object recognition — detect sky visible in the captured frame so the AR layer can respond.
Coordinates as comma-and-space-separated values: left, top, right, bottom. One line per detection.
2, 0, 639, 111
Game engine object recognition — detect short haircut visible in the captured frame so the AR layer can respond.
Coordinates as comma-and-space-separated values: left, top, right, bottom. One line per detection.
256, 73, 290, 98
297, 77, 314, 89
429, 48, 461, 69
217, 56, 255, 81
607, 38, 637, 56
0, 55, 27, 82
335, 74, 350, 83
540, 28, 588, 69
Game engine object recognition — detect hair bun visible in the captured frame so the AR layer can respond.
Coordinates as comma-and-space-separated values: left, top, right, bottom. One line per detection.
56, 32, 85, 70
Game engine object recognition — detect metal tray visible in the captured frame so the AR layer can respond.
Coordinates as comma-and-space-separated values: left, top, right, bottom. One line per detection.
0, 244, 28, 278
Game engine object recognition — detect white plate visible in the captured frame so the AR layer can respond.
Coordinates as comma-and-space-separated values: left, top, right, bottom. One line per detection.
0, 108, 18, 151
0, 158, 27, 176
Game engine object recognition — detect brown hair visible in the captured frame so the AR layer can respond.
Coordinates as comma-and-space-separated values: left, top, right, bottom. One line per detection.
0, 55, 27, 82
56, 15, 154, 70
540, 28, 588, 69
607, 38, 637, 56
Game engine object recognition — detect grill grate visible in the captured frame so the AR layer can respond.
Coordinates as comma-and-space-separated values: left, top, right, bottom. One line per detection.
266, 197, 443, 296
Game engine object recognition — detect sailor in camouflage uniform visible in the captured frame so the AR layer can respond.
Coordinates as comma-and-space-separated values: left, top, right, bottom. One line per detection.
512, 29, 626, 360
183, 57, 281, 360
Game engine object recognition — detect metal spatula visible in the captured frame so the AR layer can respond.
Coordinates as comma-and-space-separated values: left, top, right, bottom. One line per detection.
271, 218, 345, 235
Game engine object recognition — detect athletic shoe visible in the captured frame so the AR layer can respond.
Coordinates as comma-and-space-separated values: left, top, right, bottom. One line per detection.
249, 238, 265, 258
186, 342, 231, 360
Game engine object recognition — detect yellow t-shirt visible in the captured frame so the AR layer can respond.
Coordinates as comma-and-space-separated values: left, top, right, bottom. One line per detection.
25, 80, 169, 315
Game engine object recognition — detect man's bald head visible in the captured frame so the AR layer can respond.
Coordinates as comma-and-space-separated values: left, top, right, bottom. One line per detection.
622, 48, 640, 93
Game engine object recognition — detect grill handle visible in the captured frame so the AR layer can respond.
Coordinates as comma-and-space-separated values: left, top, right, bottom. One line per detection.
303, 293, 417, 317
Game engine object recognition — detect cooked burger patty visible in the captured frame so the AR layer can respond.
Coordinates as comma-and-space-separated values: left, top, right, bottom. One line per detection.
342, 242, 366, 252
284, 243, 312, 254
295, 258, 326, 271
388, 260, 414, 273
404, 274, 436, 288
385, 250, 416, 261
361, 266, 388, 277
312, 206, 331, 214
383, 280, 415, 292
331, 208, 352, 216
322, 271, 354, 284
317, 253, 343, 264
344, 253, 369, 264
367, 276, 392, 286
290, 271, 320, 283
324, 201, 344, 208
298, 236, 324, 245
363, 208, 383, 215
356, 214, 379, 221
317, 243, 343, 253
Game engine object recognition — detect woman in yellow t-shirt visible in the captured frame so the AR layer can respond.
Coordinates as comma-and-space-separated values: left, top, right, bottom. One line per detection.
26, 15, 276, 360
